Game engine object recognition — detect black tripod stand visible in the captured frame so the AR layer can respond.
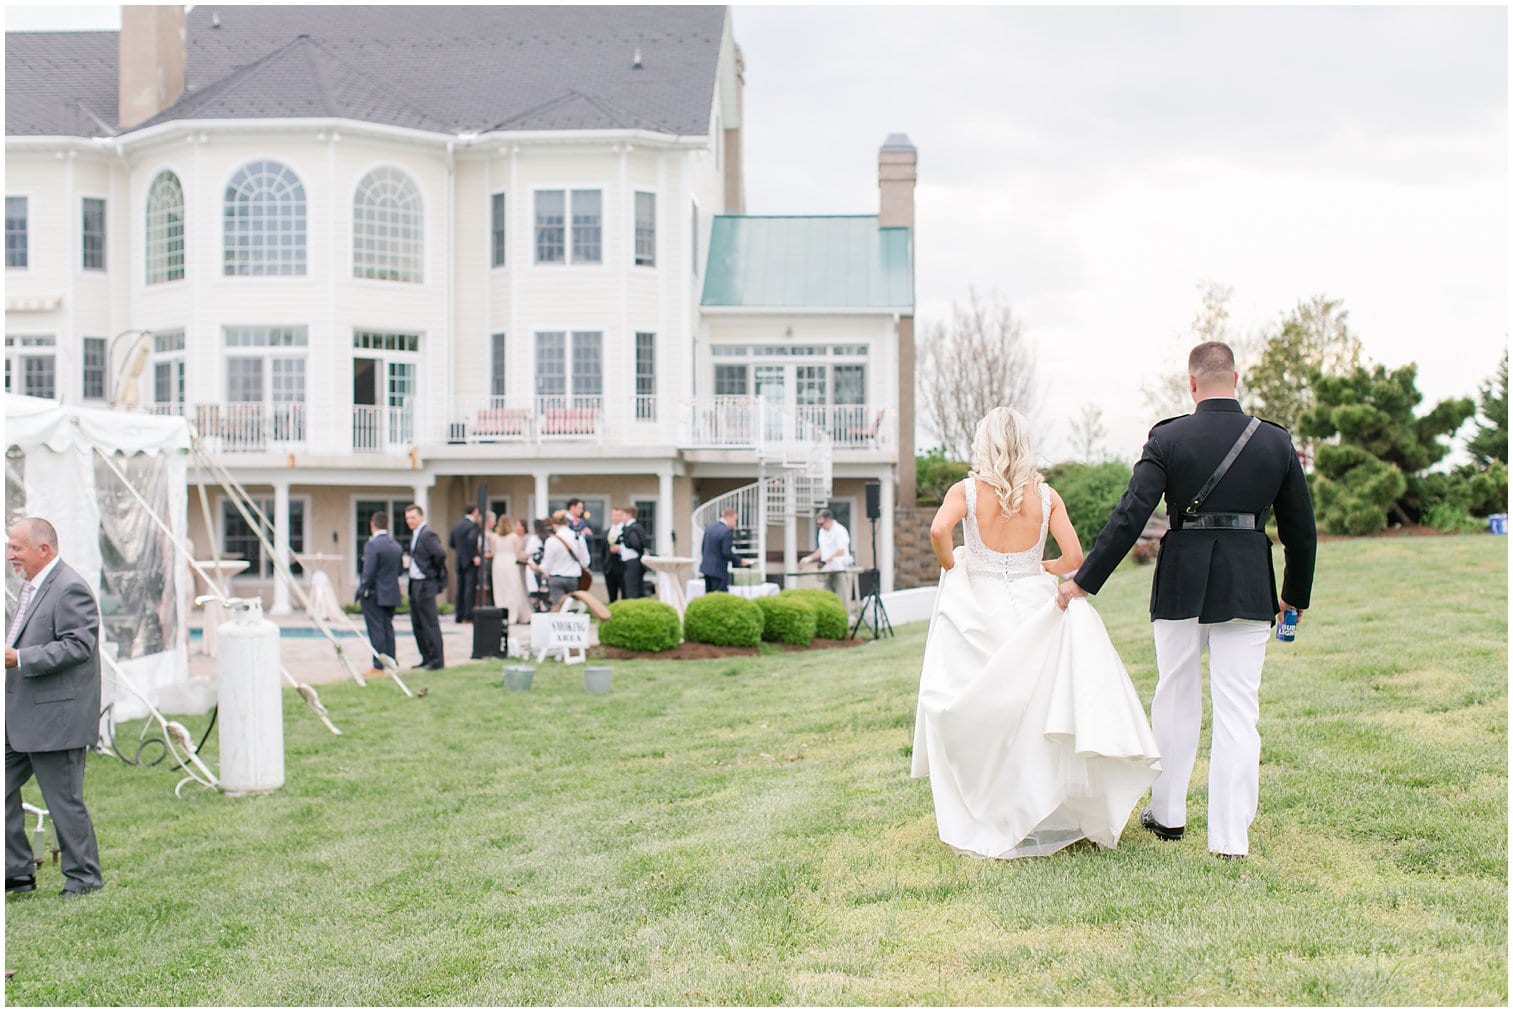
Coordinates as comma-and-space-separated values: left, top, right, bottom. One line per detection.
849, 513, 893, 640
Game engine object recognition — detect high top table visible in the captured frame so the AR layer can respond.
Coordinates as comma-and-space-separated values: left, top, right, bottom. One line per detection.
641, 555, 697, 614
191, 559, 250, 656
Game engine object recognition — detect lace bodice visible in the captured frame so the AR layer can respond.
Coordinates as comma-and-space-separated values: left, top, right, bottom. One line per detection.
962, 478, 1051, 579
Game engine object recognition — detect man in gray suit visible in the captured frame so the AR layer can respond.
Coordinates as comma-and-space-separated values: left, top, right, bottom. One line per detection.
4, 517, 104, 897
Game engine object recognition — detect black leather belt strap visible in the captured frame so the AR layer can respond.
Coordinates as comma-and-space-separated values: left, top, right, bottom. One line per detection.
1185, 416, 1261, 517
1182, 513, 1256, 530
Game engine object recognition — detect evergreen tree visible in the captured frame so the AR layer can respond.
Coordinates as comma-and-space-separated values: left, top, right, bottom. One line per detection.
1299, 363, 1473, 534
1466, 350, 1508, 467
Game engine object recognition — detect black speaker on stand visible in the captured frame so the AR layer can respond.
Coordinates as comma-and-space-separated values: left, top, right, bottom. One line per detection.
850, 482, 893, 640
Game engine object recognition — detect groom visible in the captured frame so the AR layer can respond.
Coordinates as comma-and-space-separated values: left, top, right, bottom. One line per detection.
1056, 341, 1316, 859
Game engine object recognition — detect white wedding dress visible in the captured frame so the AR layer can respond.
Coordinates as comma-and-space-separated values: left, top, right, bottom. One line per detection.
911, 480, 1162, 859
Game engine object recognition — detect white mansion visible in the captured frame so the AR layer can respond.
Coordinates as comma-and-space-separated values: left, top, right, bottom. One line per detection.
4, 5, 918, 611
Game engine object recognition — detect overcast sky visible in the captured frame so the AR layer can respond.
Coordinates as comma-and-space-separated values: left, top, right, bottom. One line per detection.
6, 4, 1507, 462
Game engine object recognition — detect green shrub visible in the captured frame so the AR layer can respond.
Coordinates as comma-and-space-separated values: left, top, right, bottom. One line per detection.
599, 598, 681, 652
1043, 461, 1135, 553
1309, 444, 1407, 535
778, 588, 848, 639
1408, 462, 1510, 521
755, 595, 817, 646
1422, 502, 1482, 535
916, 447, 970, 506
683, 592, 763, 647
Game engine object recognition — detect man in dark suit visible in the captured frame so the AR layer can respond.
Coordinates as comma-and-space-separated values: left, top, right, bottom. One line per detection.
448, 506, 482, 623
617, 505, 648, 599
404, 504, 447, 671
4, 517, 105, 898
699, 507, 747, 594
357, 511, 403, 677
604, 507, 627, 603
1057, 341, 1316, 860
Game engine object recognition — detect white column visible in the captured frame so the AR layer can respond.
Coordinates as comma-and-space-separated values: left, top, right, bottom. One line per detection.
271, 480, 292, 615
783, 486, 799, 574
411, 482, 428, 518
658, 467, 674, 555
879, 471, 895, 594
534, 471, 550, 523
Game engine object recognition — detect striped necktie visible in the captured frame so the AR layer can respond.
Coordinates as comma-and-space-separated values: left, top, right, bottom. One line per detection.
9, 581, 35, 647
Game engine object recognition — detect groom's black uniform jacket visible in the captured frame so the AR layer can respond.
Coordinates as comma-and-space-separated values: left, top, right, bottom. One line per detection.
1075, 398, 1316, 624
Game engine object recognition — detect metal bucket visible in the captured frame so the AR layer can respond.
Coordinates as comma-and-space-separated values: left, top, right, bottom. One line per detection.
584, 666, 613, 694
503, 665, 535, 692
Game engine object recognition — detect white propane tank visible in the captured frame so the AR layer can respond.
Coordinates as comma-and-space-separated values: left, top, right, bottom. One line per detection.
216, 598, 284, 796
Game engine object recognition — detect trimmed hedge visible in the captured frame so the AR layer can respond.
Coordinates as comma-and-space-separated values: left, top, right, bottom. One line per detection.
599, 598, 681, 653
755, 595, 817, 646
778, 588, 848, 640
683, 592, 763, 647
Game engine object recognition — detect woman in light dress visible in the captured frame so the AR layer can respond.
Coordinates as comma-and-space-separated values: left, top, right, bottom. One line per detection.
490, 515, 532, 625
912, 407, 1161, 859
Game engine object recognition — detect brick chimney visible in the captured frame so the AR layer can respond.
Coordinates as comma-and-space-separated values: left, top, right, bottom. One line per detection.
118, 5, 186, 130
880, 133, 918, 508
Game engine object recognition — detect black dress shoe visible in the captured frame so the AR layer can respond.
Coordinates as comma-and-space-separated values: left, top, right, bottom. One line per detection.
1140, 808, 1184, 841
5, 876, 35, 894
424, 662, 445, 671
59, 885, 101, 898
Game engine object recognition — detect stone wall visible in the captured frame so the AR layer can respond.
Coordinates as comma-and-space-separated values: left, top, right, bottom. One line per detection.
893, 506, 960, 590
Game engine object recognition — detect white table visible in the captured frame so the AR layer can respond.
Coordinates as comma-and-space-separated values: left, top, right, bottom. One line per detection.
192, 559, 250, 656
295, 552, 345, 622
685, 581, 781, 604
642, 555, 697, 614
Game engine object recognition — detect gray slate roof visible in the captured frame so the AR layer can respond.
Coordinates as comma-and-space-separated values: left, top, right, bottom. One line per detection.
7, 5, 727, 139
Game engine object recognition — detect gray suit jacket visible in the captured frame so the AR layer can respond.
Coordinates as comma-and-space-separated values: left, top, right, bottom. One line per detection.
7, 562, 102, 753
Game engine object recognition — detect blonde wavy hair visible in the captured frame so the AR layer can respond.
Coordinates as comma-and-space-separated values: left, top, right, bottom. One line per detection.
968, 407, 1042, 518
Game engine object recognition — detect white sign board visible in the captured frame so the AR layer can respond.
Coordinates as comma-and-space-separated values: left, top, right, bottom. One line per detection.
531, 612, 590, 665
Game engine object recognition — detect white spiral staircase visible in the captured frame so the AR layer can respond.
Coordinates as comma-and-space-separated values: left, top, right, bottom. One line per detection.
679, 397, 834, 574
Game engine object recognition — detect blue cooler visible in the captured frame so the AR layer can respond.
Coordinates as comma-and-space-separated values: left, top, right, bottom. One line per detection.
1490, 514, 1508, 535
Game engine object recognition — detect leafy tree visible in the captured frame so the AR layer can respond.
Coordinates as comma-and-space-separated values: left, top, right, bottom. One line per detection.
1142, 280, 1249, 419
918, 287, 1038, 460
1466, 350, 1508, 466
1300, 363, 1474, 534
1247, 296, 1364, 438
1068, 402, 1110, 463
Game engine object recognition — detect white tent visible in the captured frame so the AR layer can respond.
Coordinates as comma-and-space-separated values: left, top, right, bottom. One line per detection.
4, 393, 194, 721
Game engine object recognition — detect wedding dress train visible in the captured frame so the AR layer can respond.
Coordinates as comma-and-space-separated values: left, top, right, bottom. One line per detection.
911, 481, 1162, 859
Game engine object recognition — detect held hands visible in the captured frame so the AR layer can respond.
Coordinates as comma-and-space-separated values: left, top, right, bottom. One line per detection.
1054, 579, 1088, 611
1277, 599, 1304, 626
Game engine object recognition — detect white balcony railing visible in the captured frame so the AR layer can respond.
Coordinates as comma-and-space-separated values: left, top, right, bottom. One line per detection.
123, 396, 893, 457
192, 402, 306, 453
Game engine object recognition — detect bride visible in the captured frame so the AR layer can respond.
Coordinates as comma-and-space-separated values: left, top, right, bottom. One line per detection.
911, 407, 1161, 859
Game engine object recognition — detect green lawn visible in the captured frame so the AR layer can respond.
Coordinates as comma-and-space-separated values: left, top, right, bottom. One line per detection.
5, 537, 1506, 1005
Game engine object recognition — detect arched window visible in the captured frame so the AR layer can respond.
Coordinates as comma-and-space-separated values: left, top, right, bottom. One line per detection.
145, 170, 185, 284
223, 160, 306, 276
352, 167, 422, 283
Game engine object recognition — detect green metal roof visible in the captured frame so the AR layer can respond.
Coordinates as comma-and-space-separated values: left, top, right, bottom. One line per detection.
700, 215, 913, 310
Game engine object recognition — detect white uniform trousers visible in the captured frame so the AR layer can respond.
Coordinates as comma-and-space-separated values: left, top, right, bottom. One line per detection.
1149, 617, 1271, 856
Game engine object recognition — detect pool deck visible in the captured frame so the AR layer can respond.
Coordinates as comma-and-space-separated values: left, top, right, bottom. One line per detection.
187, 611, 559, 689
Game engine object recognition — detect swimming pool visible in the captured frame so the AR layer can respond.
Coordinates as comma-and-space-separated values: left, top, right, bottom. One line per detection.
189, 626, 363, 640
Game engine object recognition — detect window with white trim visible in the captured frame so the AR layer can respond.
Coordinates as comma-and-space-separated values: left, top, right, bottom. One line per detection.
5, 197, 27, 269
352, 166, 422, 283
534, 330, 602, 400
152, 329, 186, 409
490, 192, 506, 268
81, 198, 106, 271
534, 189, 602, 265
635, 331, 655, 420
223, 160, 307, 276
82, 337, 106, 400
4, 335, 55, 398
146, 172, 185, 283
222, 497, 305, 579
224, 327, 308, 439
634, 191, 656, 267
491, 332, 507, 398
